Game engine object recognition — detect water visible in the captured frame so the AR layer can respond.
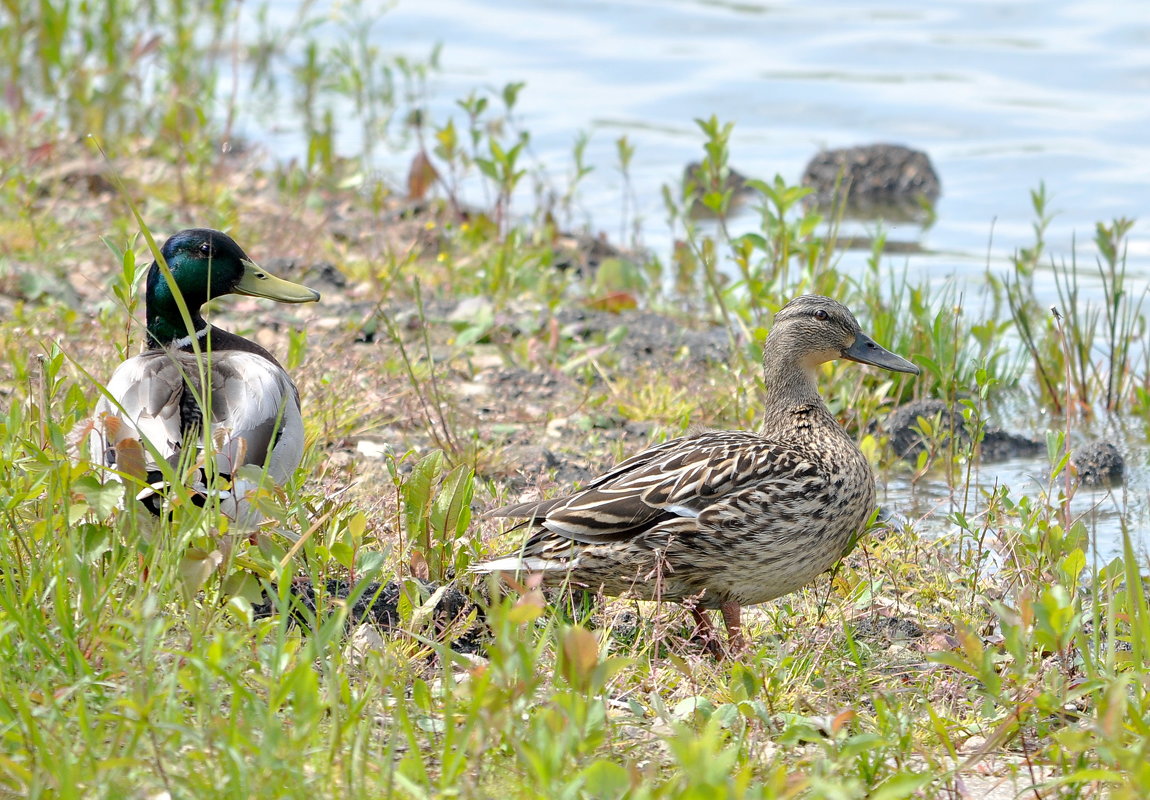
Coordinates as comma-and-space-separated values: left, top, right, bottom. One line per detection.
886, 454, 1149, 564
246, 1, 1150, 286
243, 0, 1150, 554
360, 0, 1150, 292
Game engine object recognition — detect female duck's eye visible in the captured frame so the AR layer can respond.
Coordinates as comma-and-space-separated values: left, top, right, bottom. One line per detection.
813, 309, 829, 321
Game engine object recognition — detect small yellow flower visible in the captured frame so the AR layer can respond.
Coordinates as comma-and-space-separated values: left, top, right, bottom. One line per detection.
424, 220, 436, 230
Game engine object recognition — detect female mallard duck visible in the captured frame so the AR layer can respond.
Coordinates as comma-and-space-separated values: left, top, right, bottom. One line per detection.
474, 295, 919, 649
89, 228, 320, 524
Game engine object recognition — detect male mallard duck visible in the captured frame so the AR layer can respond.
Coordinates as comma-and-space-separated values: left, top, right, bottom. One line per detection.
88, 228, 320, 523
473, 295, 919, 649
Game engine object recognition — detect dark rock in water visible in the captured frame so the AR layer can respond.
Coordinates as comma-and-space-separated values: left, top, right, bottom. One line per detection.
881, 399, 958, 459
802, 143, 940, 219
878, 399, 1043, 462
552, 231, 628, 275
253, 578, 483, 654
1070, 441, 1125, 487
979, 428, 1045, 462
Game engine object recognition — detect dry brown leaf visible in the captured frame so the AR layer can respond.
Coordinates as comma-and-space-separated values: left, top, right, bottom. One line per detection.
114, 438, 148, 482
830, 709, 856, 734
406, 151, 440, 202
561, 626, 600, 687
585, 291, 637, 312
409, 550, 430, 580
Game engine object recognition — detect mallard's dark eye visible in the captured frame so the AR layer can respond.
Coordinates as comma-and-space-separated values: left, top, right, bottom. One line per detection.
199, 242, 211, 256
813, 308, 829, 321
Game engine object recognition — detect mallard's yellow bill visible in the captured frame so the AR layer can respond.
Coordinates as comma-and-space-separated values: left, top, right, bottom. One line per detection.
235, 259, 321, 303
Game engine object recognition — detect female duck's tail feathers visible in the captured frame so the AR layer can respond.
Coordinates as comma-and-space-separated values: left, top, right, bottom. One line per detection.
470, 555, 581, 574
484, 495, 569, 520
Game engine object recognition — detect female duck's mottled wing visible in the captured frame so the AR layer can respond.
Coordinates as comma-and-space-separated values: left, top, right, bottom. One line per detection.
488, 434, 693, 522
495, 430, 824, 546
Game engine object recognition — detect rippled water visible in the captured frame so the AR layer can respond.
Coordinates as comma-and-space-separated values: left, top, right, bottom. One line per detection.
247, 0, 1150, 286
886, 454, 1149, 564
364, 0, 1150, 290
246, 0, 1150, 554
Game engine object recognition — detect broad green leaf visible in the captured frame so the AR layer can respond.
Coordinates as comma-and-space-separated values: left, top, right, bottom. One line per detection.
870, 771, 932, 800
579, 761, 630, 797
178, 547, 222, 596
73, 475, 121, 519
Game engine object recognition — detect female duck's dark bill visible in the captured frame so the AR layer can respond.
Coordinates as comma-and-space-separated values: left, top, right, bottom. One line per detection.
234, 259, 321, 303
842, 332, 920, 375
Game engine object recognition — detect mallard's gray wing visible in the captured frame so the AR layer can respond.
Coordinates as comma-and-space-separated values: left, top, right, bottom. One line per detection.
203, 351, 304, 482
92, 350, 303, 482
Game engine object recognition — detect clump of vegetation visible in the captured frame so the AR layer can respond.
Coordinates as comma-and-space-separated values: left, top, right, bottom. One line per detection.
1, 1, 1148, 797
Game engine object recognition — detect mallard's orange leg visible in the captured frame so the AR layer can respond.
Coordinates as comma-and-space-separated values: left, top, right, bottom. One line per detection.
689, 607, 724, 656
720, 602, 745, 652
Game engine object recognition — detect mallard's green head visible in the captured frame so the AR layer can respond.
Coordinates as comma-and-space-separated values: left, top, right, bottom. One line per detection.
145, 228, 320, 348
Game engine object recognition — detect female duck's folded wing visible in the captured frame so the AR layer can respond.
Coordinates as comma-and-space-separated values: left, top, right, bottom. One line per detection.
494, 430, 820, 546
486, 435, 695, 521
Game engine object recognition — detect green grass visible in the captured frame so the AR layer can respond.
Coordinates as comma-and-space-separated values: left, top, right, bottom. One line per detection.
2, 3, 1150, 797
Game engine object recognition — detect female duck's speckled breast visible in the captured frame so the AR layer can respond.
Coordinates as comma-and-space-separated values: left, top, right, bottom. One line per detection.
669, 414, 875, 608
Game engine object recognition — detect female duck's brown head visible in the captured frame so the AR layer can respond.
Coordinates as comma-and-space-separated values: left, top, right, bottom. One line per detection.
765, 295, 920, 376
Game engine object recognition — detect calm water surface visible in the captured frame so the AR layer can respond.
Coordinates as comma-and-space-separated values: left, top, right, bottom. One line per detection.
247, 0, 1150, 555
366, 0, 1150, 291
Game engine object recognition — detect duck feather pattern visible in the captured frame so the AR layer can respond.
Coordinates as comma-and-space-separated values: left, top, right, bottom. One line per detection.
94, 348, 303, 485
474, 295, 921, 635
